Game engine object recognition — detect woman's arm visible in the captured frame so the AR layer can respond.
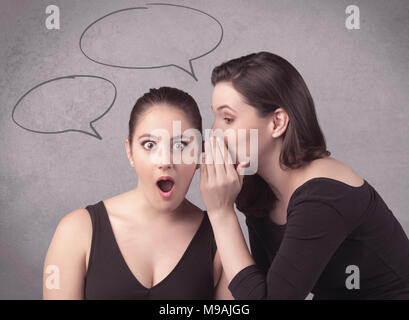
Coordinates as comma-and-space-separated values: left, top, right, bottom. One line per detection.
200, 136, 351, 299
208, 200, 351, 300
214, 270, 234, 300
208, 211, 255, 285
213, 250, 234, 299
228, 200, 351, 299
200, 136, 255, 283
42, 209, 91, 299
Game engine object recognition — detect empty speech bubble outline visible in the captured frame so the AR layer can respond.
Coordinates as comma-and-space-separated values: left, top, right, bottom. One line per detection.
11, 75, 117, 140
79, 3, 224, 81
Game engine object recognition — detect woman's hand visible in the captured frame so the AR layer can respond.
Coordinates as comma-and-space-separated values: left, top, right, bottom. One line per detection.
199, 136, 255, 282
200, 136, 249, 215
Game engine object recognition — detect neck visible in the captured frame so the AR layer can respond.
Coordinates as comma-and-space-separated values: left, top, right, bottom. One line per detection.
130, 187, 187, 224
257, 140, 306, 207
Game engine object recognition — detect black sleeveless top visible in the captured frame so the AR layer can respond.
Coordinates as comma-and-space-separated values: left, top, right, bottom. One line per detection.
84, 201, 217, 300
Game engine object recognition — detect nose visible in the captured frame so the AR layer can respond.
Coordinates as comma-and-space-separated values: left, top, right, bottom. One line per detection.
158, 163, 173, 170
151, 141, 175, 169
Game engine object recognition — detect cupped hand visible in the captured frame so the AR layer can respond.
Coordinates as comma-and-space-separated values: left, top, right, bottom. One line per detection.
199, 136, 249, 215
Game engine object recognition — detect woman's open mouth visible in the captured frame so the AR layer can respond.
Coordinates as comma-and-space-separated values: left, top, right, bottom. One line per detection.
156, 176, 175, 199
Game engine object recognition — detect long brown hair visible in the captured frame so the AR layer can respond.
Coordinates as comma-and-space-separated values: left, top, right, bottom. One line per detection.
211, 52, 330, 217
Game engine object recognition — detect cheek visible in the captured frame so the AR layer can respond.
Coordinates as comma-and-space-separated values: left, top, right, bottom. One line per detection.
233, 122, 260, 161
211, 117, 230, 132
134, 164, 151, 183
133, 152, 154, 174
255, 125, 272, 154
225, 123, 251, 161
211, 120, 256, 161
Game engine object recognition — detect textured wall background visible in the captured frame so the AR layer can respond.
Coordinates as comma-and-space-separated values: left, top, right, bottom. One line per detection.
1, 0, 408, 299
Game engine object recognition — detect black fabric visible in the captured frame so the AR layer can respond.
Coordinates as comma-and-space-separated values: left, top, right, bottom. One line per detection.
84, 201, 217, 300
246, 215, 286, 274
230, 178, 409, 300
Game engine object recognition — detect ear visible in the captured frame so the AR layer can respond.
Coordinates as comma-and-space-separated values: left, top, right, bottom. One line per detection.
125, 138, 134, 165
269, 108, 290, 138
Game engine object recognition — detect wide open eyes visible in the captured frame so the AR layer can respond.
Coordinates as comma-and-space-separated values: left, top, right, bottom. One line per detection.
141, 140, 156, 150
141, 140, 189, 151
173, 141, 188, 151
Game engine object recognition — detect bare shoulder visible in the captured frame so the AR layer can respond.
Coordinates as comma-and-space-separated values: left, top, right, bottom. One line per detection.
44, 208, 92, 274
60, 208, 92, 229
306, 156, 364, 187
43, 208, 92, 299
52, 208, 92, 249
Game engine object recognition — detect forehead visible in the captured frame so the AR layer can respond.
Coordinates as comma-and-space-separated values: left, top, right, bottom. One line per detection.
134, 104, 195, 134
212, 82, 246, 108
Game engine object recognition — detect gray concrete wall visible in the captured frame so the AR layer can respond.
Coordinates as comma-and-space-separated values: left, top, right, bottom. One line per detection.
1, 0, 408, 299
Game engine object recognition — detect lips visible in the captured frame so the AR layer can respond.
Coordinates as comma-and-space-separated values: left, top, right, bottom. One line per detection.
156, 176, 175, 198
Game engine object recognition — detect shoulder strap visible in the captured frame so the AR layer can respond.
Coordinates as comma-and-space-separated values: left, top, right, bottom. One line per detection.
84, 201, 120, 271
203, 211, 218, 260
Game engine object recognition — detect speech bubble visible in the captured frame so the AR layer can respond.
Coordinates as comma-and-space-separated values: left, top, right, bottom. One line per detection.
11, 75, 117, 140
79, 3, 223, 81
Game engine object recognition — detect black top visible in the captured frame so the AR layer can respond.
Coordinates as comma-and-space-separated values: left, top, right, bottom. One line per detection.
229, 178, 409, 299
84, 201, 217, 299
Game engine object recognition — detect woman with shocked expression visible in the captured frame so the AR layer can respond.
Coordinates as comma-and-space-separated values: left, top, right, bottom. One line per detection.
43, 87, 232, 299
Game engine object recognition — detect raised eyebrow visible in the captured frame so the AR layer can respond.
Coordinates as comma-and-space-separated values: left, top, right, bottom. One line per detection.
172, 135, 191, 141
138, 133, 158, 140
138, 134, 190, 141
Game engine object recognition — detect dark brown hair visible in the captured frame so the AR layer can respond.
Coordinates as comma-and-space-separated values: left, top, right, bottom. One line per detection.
128, 86, 202, 148
211, 52, 330, 217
